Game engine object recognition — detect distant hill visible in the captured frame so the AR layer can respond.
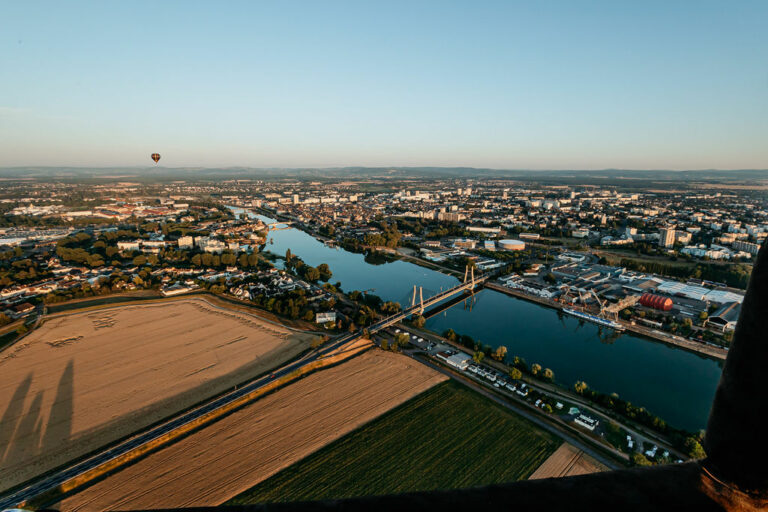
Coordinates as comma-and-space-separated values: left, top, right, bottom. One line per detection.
1, 166, 766, 182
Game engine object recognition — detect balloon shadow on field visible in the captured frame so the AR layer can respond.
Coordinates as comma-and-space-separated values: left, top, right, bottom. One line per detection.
0, 373, 33, 465
3, 391, 44, 464
41, 360, 75, 456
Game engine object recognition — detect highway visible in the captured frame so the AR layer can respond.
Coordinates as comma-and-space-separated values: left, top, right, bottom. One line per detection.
0, 280, 483, 509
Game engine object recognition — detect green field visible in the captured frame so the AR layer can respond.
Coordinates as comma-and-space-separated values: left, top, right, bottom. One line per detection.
227, 380, 561, 505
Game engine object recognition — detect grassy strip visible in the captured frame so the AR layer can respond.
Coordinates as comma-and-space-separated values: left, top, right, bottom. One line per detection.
44, 291, 162, 313
226, 380, 560, 505
24, 339, 373, 508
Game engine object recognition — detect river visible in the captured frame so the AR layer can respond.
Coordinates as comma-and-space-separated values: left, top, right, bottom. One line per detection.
232, 208, 723, 431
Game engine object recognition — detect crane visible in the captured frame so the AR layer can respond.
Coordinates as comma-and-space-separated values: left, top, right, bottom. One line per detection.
589, 289, 620, 321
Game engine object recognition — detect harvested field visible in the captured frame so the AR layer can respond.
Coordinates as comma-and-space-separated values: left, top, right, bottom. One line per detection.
528, 443, 608, 480
56, 350, 446, 511
228, 380, 560, 505
0, 298, 314, 492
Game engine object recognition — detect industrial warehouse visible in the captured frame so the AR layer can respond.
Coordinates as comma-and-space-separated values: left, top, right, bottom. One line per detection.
497, 258, 745, 339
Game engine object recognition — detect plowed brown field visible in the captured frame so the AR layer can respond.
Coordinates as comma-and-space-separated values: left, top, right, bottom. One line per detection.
57, 350, 446, 511
528, 443, 608, 479
0, 298, 313, 492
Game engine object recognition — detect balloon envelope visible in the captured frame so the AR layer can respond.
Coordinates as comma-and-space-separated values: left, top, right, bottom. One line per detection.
151, 153, 161, 164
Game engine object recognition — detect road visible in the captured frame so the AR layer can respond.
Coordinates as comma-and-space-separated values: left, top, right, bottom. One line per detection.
0, 280, 483, 508
386, 324, 685, 464
404, 351, 623, 470
0, 329, 358, 509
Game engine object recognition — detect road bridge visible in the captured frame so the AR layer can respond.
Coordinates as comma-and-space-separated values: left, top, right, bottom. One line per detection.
0, 269, 486, 508
368, 273, 488, 333
266, 221, 293, 231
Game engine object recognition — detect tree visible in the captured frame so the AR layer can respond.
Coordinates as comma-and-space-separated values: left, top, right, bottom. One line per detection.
531, 363, 542, 376
412, 315, 426, 328
492, 345, 507, 362
132, 255, 147, 266
0, 313, 11, 327
699, 311, 709, 322
543, 368, 555, 381
509, 367, 522, 380
221, 252, 236, 266
632, 453, 653, 466
472, 351, 485, 363
395, 333, 410, 346
380, 301, 401, 314
684, 437, 706, 459
574, 380, 589, 394
304, 266, 320, 282
317, 263, 332, 281
443, 329, 458, 342
543, 273, 556, 284
381, 339, 389, 350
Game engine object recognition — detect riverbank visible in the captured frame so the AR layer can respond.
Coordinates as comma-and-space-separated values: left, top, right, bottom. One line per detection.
393, 323, 689, 463
230, 205, 723, 432
484, 282, 727, 361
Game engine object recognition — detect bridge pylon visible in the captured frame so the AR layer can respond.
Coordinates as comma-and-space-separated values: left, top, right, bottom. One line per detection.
411, 285, 424, 316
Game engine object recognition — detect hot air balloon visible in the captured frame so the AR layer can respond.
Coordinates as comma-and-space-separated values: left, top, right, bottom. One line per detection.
151, 153, 161, 164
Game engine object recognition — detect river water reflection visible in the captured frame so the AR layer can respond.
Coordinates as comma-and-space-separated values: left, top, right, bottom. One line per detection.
234, 208, 723, 431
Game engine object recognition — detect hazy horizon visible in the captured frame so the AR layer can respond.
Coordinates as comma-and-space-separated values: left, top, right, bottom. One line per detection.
2, 1, 767, 169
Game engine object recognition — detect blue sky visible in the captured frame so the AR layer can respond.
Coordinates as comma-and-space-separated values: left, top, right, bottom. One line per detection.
1, 1, 766, 169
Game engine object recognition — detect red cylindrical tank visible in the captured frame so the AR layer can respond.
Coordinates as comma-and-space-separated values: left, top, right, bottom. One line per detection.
639, 293, 673, 311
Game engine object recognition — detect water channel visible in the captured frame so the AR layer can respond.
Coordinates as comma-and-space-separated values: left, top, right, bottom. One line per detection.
232, 207, 723, 431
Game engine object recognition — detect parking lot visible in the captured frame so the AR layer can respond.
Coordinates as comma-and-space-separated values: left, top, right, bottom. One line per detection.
377, 325, 682, 464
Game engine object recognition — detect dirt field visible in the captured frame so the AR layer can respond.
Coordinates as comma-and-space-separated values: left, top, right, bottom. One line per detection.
56, 350, 447, 511
0, 298, 314, 492
528, 443, 608, 480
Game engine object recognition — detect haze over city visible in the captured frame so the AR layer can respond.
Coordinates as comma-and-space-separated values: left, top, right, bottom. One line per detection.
2, 0, 767, 169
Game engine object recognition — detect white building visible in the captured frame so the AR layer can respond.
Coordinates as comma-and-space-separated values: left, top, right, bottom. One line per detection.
574, 414, 599, 431
316, 311, 337, 324
733, 240, 760, 255
196, 237, 227, 254
177, 236, 195, 249
659, 227, 677, 248
436, 351, 471, 371
117, 240, 141, 252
